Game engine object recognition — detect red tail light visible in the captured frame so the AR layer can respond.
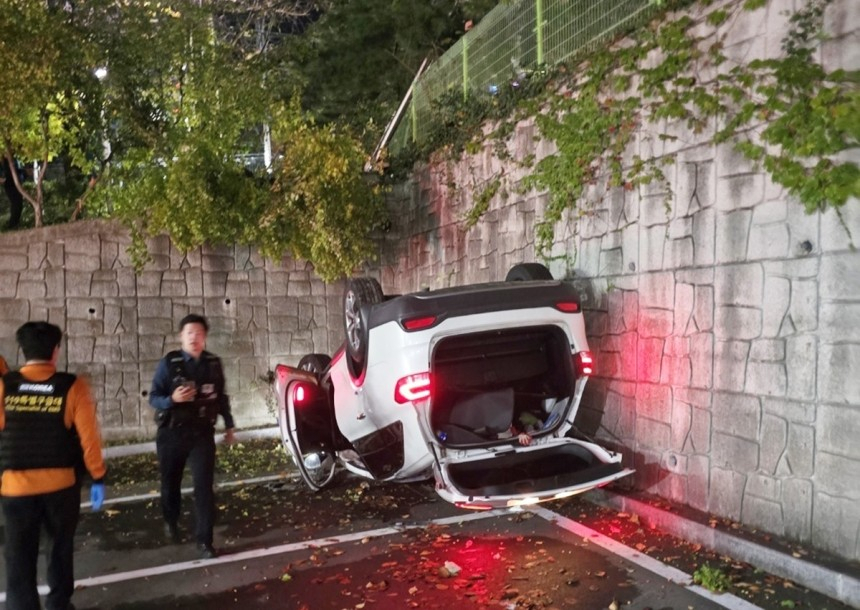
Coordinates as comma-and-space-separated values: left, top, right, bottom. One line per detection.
574, 351, 595, 377
555, 301, 580, 313
402, 315, 438, 331
394, 372, 431, 404
291, 382, 313, 406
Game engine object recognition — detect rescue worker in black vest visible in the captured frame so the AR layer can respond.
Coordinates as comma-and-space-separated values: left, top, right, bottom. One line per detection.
149, 313, 235, 559
0, 322, 106, 610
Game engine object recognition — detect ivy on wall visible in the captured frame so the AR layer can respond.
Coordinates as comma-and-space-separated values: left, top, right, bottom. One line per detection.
393, 0, 859, 259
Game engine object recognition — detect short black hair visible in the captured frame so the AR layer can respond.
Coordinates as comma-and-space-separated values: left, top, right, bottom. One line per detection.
179, 313, 209, 332
16, 321, 63, 361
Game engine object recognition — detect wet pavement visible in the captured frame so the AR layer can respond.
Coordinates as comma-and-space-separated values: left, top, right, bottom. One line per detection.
4, 477, 747, 609
0, 439, 854, 609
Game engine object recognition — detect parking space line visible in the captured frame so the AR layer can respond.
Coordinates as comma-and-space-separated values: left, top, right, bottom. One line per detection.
531, 506, 764, 610
0, 509, 507, 602
79, 473, 295, 508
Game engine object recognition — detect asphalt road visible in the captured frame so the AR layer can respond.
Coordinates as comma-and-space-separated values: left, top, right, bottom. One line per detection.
0, 474, 766, 610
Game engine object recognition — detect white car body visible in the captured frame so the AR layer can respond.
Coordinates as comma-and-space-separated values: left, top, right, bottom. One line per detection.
276, 275, 633, 510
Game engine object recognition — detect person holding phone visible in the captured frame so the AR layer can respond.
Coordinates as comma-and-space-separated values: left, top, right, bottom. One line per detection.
149, 314, 235, 559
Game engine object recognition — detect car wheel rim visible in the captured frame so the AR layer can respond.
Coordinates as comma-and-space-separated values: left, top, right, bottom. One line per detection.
345, 291, 361, 351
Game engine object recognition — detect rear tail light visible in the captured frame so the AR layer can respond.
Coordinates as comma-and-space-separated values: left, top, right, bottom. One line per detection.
291, 382, 313, 406
554, 301, 580, 313
394, 372, 431, 404
574, 351, 595, 377
401, 315, 438, 331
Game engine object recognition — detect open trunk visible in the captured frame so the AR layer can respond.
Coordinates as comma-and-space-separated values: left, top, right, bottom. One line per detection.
429, 325, 632, 507
430, 325, 575, 446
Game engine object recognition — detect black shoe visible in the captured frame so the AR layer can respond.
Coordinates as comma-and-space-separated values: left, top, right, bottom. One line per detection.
164, 522, 181, 543
197, 543, 217, 559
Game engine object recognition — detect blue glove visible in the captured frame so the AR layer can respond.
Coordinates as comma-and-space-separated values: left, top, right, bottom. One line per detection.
90, 482, 105, 511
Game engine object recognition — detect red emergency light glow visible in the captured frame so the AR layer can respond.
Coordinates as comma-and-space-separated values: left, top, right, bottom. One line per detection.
402, 315, 438, 331
554, 301, 580, 313
574, 351, 595, 377
394, 372, 431, 404
292, 382, 311, 406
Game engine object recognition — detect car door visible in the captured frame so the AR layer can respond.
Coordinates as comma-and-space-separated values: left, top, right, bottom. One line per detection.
274, 364, 337, 491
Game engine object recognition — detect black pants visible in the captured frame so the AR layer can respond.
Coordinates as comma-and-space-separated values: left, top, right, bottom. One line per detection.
2, 485, 81, 610
156, 425, 217, 545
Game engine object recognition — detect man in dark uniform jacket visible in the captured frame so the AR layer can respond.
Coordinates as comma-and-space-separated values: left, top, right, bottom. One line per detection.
149, 314, 235, 559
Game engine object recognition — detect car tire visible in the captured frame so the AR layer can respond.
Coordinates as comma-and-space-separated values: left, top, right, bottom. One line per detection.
505, 263, 553, 281
343, 278, 384, 370
298, 353, 332, 375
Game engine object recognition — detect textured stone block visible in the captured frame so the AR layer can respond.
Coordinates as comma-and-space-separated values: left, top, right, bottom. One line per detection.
747, 222, 790, 261
741, 495, 784, 534
714, 340, 749, 392
745, 361, 786, 397
709, 466, 746, 520
782, 477, 813, 542
715, 209, 752, 264
811, 492, 860, 559
761, 275, 790, 337
820, 253, 860, 300
815, 451, 860, 498
713, 392, 761, 440
759, 414, 787, 474
692, 207, 716, 266
819, 343, 860, 405
639, 272, 674, 309
785, 423, 814, 478
715, 263, 763, 307
715, 305, 761, 340
636, 383, 672, 423
817, 403, 860, 459
639, 225, 666, 272
638, 308, 673, 338
750, 339, 784, 361
637, 337, 665, 383
785, 335, 817, 401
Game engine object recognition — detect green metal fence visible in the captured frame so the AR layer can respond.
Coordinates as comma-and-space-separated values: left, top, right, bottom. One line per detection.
389, 0, 662, 156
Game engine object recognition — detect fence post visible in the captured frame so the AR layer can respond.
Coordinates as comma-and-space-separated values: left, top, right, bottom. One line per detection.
536, 0, 544, 66
411, 93, 418, 144
462, 37, 469, 101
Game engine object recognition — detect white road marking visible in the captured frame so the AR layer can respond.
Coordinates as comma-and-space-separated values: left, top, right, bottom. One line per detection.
531, 506, 765, 610
3, 482, 763, 609
79, 473, 295, 508
1, 509, 508, 602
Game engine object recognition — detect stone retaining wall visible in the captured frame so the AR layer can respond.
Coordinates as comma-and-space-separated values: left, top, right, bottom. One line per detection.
0, 220, 343, 438
367, 0, 860, 561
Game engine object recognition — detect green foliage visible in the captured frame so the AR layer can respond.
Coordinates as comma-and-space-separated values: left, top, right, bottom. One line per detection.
706, 9, 729, 26
693, 563, 732, 592
5, 1, 388, 279
464, 177, 501, 227
392, 0, 858, 257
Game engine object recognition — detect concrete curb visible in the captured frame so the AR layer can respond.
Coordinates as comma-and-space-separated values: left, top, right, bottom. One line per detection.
589, 489, 860, 608
103, 426, 280, 459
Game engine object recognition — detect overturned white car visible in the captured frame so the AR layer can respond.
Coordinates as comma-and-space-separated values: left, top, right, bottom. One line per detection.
275, 263, 632, 510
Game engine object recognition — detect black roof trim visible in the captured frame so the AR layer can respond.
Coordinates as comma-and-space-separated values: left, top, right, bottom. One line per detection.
367, 280, 582, 331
